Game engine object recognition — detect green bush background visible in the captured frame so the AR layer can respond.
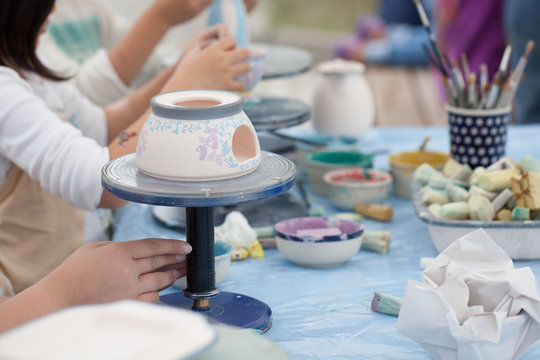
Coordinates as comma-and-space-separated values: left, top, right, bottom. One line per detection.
269, 0, 378, 32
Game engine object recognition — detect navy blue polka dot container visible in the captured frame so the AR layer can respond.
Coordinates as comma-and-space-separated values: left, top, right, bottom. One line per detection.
447, 105, 511, 169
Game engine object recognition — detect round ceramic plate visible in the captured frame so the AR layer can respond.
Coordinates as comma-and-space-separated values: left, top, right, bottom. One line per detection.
256, 43, 313, 79
0, 301, 216, 360
244, 96, 311, 131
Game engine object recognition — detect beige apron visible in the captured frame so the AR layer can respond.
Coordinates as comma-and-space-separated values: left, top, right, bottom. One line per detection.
0, 166, 84, 295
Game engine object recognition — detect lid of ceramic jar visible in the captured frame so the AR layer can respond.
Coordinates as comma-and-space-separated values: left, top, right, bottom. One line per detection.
151, 89, 243, 120
317, 58, 365, 75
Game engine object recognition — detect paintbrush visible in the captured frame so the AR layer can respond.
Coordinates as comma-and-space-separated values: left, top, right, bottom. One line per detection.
441, 53, 461, 106
461, 53, 471, 80
422, 43, 456, 105
452, 58, 467, 107
485, 71, 504, 108
412, 0, 448, 78
467, 73, 478, 109
486, 43, 513, 108
497, 40, 535, 108
452, 59, 467, 108
422, 43, 442, 70
499, 43, 513, 77
295, 177, 311, 210
413, 0, 463, 106
479, 63, 489, 108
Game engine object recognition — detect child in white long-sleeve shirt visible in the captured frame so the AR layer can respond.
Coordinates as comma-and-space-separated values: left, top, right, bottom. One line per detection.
0, 0, 250, 296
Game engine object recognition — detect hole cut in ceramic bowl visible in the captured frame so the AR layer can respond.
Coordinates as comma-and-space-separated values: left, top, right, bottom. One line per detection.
232, 125, 258, 163
174, 99, 222, 107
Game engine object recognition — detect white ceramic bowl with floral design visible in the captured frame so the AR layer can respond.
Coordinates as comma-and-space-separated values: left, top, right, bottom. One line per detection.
136, 90, 261, 181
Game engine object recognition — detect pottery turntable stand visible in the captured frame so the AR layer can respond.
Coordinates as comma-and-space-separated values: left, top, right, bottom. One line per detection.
102, 152, 295, 333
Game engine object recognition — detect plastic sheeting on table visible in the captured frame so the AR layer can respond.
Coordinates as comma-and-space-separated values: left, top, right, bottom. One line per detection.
113, 126, 540, 360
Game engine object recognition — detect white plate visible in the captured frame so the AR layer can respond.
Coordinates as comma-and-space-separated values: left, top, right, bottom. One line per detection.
0, 301, 216, 360
412, 180, 540, 259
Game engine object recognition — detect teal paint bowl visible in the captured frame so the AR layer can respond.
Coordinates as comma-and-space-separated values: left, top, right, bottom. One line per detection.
306, 150, 374, 196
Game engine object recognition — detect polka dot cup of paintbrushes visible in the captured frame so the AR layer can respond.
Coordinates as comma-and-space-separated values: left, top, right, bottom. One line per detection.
446, 105, 511, 169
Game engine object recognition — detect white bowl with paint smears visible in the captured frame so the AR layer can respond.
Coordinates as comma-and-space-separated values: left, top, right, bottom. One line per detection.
324, 168, 392, 210
136, 90, 261, 181
274, 217, 363, 268
306, 150, 374, 196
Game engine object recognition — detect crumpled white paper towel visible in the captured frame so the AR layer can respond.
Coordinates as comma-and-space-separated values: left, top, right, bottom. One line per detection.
396, 229, 540, 360
214, 211, 257, 249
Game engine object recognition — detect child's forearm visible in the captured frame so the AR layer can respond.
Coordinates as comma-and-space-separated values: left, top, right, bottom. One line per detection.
107, 6, 171, 87
104, 65, 174, 143
0, 282, 69, 334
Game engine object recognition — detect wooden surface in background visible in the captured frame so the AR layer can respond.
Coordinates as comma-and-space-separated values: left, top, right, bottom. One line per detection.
366, 66, 447, 126
256, 65, 447, 127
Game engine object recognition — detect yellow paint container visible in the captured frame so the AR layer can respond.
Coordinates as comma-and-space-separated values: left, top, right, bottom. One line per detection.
389, 151, 449, 198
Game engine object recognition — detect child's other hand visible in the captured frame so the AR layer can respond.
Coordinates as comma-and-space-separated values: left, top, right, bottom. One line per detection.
168, 35, 250, 91
243, 0, 259, 13
46, 239, 191, 305
183, 24, 229, 54
152, 0, 213, 27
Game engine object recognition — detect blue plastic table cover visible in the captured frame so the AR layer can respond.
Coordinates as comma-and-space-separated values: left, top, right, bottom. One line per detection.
113, 125, 540, 360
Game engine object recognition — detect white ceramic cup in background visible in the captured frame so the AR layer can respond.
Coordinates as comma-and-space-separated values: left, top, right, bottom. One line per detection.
136, 90, 261, 181
312, 59, 375, 138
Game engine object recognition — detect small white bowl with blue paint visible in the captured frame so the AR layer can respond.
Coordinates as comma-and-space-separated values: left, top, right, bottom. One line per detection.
323, 168, 392, 210
274, 217, 363, 268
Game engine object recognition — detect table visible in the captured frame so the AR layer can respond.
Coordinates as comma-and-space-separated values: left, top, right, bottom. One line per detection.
113, 125, 540, 359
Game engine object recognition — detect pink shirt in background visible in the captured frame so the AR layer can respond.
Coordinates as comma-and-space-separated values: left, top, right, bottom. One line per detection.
436, 0, 506, 78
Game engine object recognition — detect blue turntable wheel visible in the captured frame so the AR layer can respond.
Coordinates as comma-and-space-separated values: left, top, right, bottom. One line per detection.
101, 151, 296, 333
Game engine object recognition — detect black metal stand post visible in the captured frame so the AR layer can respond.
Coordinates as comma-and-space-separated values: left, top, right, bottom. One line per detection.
184, 207, 218, 309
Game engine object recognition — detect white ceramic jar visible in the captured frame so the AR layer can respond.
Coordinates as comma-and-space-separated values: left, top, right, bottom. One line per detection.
136, 90, 261, 181
312, 59, 375, 138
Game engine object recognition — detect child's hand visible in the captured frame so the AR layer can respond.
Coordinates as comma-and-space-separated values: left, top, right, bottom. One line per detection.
152, 0, 213, 27
167, 35, 250, 91
45, 239, 192, 305
183, 24, 229, 54
243, 0, 259, 13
